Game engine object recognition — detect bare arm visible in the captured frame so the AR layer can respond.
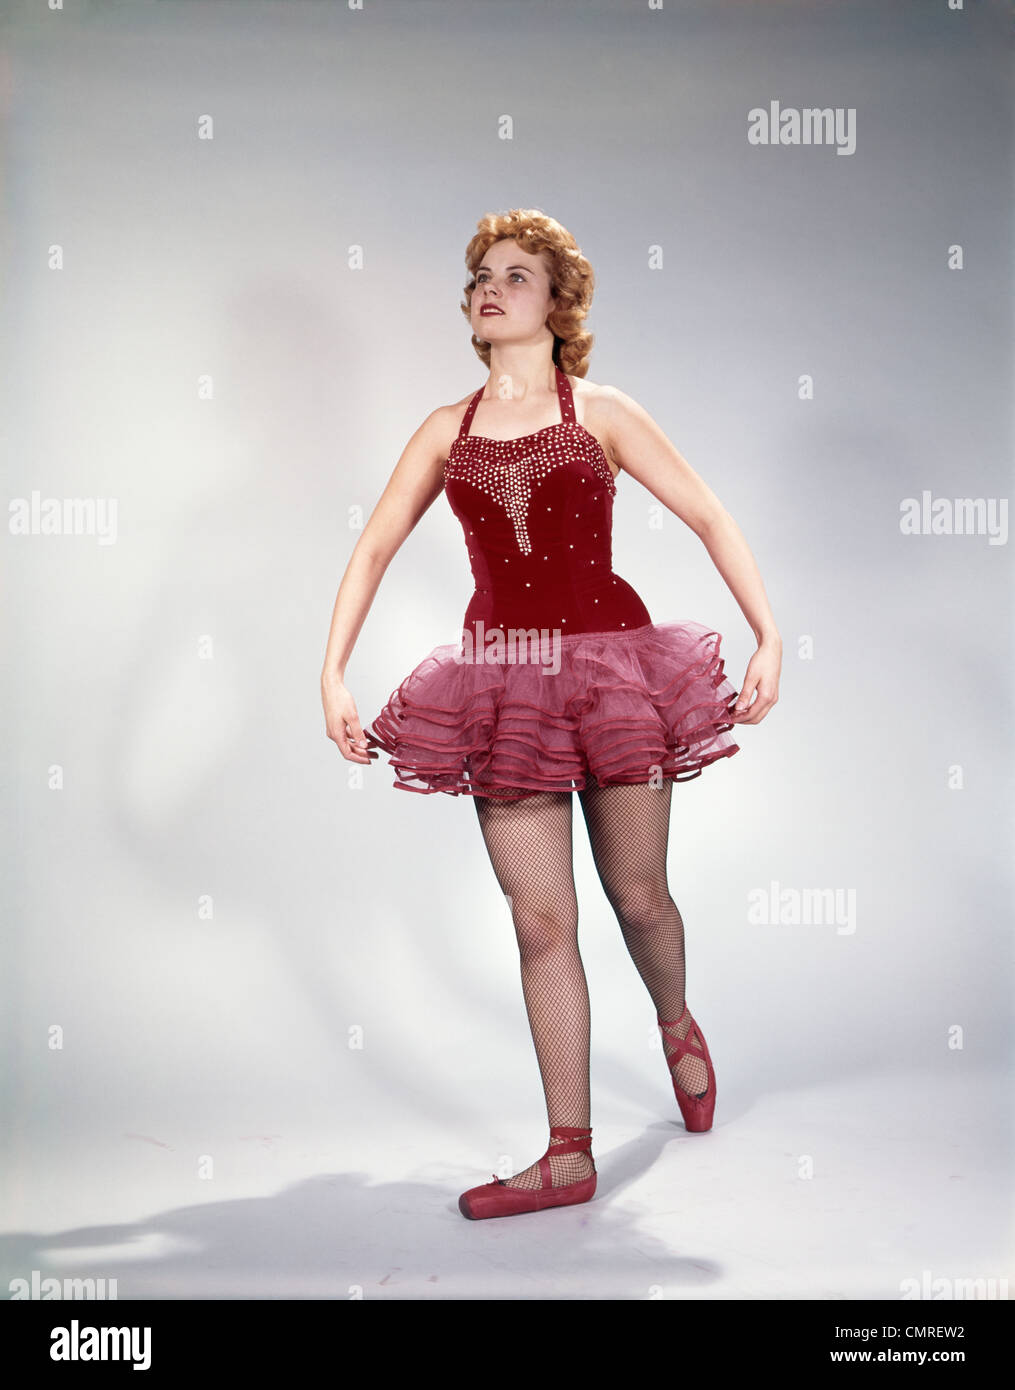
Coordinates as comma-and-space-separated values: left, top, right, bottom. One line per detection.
600, 386, 781, 724
320, 405, 450, 760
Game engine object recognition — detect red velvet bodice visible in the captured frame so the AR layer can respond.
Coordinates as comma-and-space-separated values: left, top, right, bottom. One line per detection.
444, 366, 652, 639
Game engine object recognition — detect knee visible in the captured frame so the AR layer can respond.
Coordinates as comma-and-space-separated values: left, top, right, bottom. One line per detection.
511, 903, 579, 956
607, 878, 675, 931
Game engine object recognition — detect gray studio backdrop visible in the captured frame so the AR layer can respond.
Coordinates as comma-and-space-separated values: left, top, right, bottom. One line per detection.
2, 0, 1010, 1294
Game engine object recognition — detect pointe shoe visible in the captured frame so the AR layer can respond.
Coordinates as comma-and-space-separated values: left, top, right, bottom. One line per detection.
657, 1004, 716, 1132
458, 1125, 597, 1220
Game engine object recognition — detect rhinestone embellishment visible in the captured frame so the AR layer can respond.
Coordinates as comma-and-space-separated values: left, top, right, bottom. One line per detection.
451, 449, 554, 554
445, 368, 617, 560
446, 429, 615, 555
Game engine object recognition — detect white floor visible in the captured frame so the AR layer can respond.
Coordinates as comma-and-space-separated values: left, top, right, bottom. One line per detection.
3, 1066, 1010, 1301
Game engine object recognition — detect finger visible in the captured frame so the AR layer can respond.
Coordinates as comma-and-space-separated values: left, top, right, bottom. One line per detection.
739, 691, 778, 725
731, 683, 757, 718
343, 718, 377, 763
736, 678, 759, 711
332, 724, 370, 762
347, 718, 378, 761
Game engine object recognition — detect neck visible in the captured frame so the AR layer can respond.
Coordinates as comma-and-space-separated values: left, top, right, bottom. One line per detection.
483, 346, 558, 400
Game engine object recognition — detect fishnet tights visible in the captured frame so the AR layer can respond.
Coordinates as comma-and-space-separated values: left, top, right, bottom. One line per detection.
579, 782, 710, 1104
473, 779, 707, 1192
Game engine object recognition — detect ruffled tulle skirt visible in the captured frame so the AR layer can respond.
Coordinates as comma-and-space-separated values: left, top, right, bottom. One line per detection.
363, 619, 742, 799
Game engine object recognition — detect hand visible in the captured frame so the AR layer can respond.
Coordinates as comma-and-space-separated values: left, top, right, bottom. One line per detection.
322, 675, 377, 764
728, 639, 781, 725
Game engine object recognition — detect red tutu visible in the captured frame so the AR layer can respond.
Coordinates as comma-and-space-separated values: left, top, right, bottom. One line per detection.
363, 619, 741, 799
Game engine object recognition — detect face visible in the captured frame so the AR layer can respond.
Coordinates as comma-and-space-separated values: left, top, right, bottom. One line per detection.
471, 239, 555, 345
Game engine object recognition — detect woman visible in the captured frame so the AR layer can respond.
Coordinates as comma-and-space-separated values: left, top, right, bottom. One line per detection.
320, 209, 780, 1220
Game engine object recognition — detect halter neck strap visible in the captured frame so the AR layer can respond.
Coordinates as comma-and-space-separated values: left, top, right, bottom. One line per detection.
456, 365, 574, 442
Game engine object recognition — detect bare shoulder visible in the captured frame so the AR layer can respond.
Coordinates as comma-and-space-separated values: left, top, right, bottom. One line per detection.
567, 376, 651, 470
570, 376, 649, 424
415, 388, 477, 462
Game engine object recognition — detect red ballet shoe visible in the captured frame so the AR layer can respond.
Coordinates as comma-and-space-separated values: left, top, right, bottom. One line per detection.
657, 1004, 716, 1132
458, 1125, 597, 1220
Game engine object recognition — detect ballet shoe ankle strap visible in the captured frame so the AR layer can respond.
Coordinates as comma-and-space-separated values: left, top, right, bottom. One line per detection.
658, 1004, 691, 1028
548, 1125, 593, 1156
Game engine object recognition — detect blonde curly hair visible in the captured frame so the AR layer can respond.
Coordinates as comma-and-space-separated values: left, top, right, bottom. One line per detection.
460, 209, 595, 378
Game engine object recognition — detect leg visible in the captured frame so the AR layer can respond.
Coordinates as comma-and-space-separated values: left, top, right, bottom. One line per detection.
472, 789, 593, 1189
577, 779, 708, 1097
